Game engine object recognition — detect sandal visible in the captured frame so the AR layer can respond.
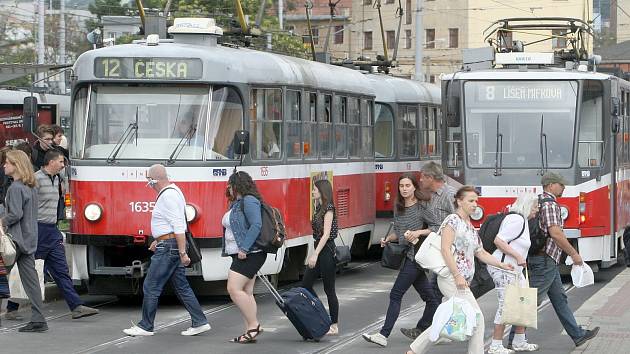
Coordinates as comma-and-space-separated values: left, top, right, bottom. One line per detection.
231, 324, 262, 344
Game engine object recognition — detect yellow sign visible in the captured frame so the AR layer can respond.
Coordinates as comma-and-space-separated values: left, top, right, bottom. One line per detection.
309, 171, 333, 220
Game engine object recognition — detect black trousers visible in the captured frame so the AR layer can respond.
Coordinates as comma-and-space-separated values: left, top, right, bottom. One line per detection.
301, 240, 339, 323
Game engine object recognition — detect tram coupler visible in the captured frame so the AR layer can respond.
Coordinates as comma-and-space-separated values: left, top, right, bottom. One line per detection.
125, 260, 146, 278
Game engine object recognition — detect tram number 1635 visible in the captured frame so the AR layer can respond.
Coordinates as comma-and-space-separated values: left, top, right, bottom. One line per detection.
129, 201, 155, 213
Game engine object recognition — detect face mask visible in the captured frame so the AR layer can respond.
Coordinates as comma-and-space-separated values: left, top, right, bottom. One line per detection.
147, 178, 158, 188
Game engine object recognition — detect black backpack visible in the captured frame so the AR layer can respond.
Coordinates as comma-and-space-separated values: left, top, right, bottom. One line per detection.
528, 197, 556, 256
479, 212, 525, 258
242, 200, 286, 254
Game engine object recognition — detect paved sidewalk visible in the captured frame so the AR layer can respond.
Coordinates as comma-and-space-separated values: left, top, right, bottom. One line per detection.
571, 267, 630, 354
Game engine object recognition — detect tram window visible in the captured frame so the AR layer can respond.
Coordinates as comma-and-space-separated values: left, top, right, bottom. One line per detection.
334, 96, 348, 158
398, 105, 418, 158
420, 106, 439, 157
578, 80, 604, 167
83, 85, 209, 160
250, 88, 282, 160
207, 86, 243, 160
286, 90, 302, 159
374, 103, 394, 158
348, 97, 361, 158
319, 94, 333, 159
360, 99, 374, 158
71, 87, 88, 158
302, 92, 317, 159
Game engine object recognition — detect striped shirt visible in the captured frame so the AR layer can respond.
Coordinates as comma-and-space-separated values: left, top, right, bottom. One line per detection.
540, 192, 564, 263
35, 169, 61, 224
423, 184, 456, 233
394, 202, 427, 260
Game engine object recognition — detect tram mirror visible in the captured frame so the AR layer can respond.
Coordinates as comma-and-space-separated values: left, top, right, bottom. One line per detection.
23, 96, 38, 133
611, 97, 621, 116
233, 130, 250, 155
446, 95, 460, 127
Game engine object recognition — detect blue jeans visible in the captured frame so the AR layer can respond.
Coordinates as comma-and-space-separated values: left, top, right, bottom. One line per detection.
380, 257, 441, 337
138, 239, 207, 332
509, 254, 585, 344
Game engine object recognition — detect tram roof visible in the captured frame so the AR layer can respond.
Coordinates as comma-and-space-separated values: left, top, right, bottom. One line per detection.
441, 69, 613, 81
365, 74, 440, 105
0, 89, 69, 107
73, 42, 376, 97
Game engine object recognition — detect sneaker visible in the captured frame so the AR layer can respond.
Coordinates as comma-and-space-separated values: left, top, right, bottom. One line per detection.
512, 341, 539, 352
574, 327, 599, 347
18, 322, 48, 333
362, 332, 388, 347
72, 305, 100, 319
4, 311, 24, 321
181, 323, 211, 336
123, 325, 154, 336
400, 327, 423, 340
487, 344, 515, 354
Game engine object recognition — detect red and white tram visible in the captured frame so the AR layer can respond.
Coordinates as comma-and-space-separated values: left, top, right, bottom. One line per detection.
62, 18, 381, 295
442, 18, 630, 270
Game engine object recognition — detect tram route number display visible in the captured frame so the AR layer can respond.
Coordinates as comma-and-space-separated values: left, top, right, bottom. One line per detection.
476, 82, 567, 102
94, 57, 203, 80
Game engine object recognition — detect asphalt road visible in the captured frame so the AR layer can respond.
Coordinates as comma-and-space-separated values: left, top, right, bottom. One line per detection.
0, 260, 623, 354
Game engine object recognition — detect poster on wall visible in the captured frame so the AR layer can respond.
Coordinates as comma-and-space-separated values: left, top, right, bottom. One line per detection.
309, 170, 333, 220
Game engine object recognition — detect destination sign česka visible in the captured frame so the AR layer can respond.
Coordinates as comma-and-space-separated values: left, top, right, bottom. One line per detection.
94, 58, 203, 80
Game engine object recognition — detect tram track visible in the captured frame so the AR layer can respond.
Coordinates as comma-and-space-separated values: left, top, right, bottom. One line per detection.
68, 260, 379, 354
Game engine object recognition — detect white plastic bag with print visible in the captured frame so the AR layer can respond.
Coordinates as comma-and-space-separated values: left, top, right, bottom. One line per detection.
571, 264, 594, 288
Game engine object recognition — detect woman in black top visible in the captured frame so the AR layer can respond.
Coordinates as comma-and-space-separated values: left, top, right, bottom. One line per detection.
301, 179, 339, 335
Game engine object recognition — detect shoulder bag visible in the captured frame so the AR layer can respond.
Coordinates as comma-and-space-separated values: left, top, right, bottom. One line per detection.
0, 231, 16, 267
157, 187, 202, 267
381, 222, 408, 270
415, 216, 457, 277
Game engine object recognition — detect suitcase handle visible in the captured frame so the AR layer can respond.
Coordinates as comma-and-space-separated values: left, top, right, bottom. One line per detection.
256, 272, 284, 305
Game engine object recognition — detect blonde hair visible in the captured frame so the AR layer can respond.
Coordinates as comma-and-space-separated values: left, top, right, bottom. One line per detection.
5, 150, 37, 187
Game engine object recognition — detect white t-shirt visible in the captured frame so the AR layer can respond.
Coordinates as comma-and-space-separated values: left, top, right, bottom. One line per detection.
491, 214, 531, 273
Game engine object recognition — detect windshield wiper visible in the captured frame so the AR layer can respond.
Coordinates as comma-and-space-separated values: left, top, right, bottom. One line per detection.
493, 114, 503, 176
167, 121, 197, 165
106, 107, 139, 164
539, 114, 548, 175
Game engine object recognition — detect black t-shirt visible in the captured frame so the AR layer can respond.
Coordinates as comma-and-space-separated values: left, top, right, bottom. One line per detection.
312, 203, 338, 242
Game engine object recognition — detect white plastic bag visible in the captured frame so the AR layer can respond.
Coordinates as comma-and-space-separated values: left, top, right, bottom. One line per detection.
571, 264, 594, 288
8, 259, 45, 300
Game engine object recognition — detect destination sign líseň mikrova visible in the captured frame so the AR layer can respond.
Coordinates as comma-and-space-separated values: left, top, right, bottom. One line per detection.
94, 58, 203, 79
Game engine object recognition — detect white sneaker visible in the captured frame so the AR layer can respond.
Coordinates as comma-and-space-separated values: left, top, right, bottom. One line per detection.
512, 342, 539, 352
181, 323, 211, 336
488, 344, 515, 354
123, 325, 154, 336
362, 332, 388, 347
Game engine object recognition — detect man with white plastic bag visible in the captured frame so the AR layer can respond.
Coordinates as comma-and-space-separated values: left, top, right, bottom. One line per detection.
570, 264, 594, 288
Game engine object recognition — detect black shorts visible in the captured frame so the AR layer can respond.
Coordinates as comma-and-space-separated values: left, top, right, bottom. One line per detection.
230, 252, 267, 279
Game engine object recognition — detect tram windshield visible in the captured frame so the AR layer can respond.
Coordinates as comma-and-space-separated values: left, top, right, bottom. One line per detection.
464, 80, 578, 169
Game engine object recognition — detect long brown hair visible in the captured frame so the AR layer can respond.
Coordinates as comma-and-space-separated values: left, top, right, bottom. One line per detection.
314, 179, 334, 220
453, 185, 478, 209
5, 150, 36, 187
395, 173, 430, 213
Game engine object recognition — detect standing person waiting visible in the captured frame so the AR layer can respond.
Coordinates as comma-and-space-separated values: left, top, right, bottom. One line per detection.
1, 150, 46, 332
223, 171, 265, 343
301, 179, 340, 336
487, 193, 540, 353
363, 173, 440, 347
407, 186, 514, 354
123, 164, 209, 337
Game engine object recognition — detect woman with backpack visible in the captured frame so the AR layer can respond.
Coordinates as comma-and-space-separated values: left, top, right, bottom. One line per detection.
223, 171, 265, 343
363, 173, 439, 347
487, 193, 540, 353
301, 179, 340, 336
407, 185, 514, 354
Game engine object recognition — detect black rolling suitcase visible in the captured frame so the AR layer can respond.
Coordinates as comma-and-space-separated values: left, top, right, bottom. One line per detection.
256, 272, 331, 341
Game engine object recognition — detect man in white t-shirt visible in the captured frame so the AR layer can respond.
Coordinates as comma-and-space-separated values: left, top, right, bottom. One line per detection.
123, 164, 209, 337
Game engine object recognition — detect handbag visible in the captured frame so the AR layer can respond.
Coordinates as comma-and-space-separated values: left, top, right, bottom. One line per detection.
184, 219, 202, 266
382, 242, 408, 270
501, 267, 538, 329
415, 231, 450, 277
0, 231, 17, 267
332, 235, 351, 265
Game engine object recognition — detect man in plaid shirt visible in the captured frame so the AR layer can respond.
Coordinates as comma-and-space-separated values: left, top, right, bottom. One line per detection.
508, 172, 599, 350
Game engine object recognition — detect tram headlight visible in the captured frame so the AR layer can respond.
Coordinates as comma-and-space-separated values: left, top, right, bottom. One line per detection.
471, 206, 484, 221
185, 204, 198, 222
84, 204, 102, 222
560, 206, 569, 221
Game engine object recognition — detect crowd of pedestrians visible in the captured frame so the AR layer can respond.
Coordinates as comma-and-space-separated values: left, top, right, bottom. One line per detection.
0, 132, 602, 353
